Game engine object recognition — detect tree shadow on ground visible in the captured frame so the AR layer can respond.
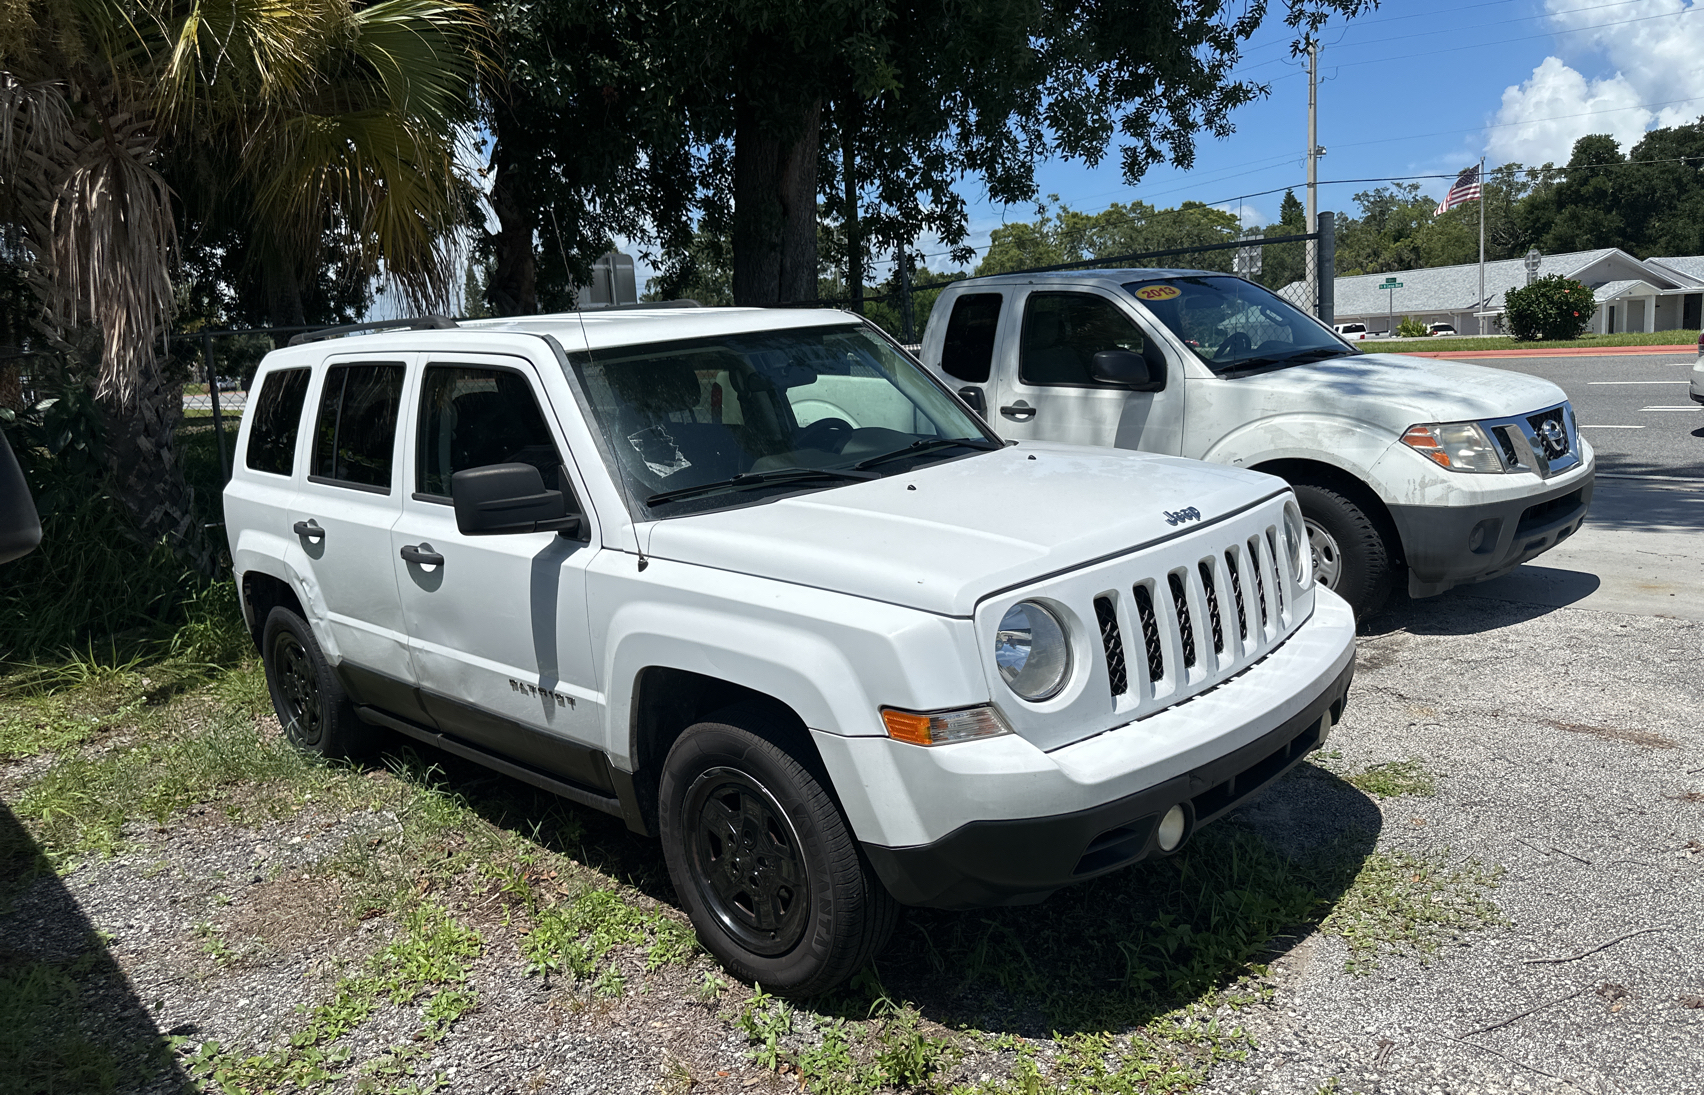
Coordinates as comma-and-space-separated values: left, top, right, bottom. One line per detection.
0, 801, 191, 1095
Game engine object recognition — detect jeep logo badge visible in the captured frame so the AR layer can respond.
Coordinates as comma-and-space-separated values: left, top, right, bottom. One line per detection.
1164, 507, 1202, 526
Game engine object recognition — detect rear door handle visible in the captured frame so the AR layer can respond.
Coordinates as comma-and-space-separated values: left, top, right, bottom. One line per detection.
1000, 401, 1036, 421
293, 520, 324, 540
399, 543, 444, 567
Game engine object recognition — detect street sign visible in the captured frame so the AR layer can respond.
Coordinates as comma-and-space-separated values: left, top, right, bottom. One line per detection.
1379, 279, 1403, 288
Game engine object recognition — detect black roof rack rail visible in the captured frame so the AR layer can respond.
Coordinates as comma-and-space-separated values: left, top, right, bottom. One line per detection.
574, 299, 700, 311
287, 315, 459, 347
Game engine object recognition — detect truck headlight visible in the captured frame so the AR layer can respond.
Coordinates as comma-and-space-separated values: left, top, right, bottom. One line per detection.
1400, 422, 1504, 473
995, 601, 1071, 701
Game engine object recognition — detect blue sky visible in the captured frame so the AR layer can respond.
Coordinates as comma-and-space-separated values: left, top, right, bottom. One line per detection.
890, 0, 1704, 278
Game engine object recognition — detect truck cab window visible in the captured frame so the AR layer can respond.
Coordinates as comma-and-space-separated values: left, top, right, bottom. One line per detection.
940, 292, 1002, 383
310, 363, 405, 490
1020, 293, 1148, 387
416, 366, 564, 498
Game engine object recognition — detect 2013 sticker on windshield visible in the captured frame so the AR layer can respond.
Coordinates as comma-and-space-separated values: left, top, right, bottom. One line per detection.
626, 425, 692, 478
1135, 284, 1181, 302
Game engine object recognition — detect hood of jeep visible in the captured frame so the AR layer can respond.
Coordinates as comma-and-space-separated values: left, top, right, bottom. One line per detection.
1221, 353, 1567, 426
642, 442, 1286, 617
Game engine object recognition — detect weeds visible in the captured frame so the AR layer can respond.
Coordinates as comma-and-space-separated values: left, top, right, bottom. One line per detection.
1348, 759, 1437, 799
1320, 848, 1504, 973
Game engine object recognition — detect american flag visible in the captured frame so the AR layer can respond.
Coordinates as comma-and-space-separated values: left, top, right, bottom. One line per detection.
1435, 165, 1482, 215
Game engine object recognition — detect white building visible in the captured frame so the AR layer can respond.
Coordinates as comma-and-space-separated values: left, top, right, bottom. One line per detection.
1323, 248, 1704, 336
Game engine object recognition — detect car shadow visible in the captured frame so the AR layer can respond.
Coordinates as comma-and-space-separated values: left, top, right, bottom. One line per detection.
0, 800, 191, 1093
1358, 583, 1592, 636
379, 737, 1382, 1037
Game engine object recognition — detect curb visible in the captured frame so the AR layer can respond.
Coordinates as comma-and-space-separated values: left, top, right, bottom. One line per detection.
1371, 345, 1696, 359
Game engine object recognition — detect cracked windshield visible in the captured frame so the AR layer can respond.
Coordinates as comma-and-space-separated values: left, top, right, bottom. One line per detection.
1127, 275, 1356, 376
568, 324, 996, 514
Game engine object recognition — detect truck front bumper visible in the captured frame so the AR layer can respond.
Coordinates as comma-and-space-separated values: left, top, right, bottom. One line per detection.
814, 592, 1358, 910
1390, 456, 1594, 598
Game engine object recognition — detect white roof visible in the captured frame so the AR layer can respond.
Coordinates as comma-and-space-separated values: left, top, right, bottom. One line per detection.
459, 306, 862, 351
1646, 256, 1704, 286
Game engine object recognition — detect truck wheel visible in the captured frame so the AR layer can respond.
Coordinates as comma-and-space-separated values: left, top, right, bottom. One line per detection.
261, 607, 378, 758
1291, 482, 1392, 620
658, 707, 897, 997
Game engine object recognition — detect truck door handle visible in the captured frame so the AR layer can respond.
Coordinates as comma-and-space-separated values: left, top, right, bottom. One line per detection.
1000, 401, 1036, 421
399, 543, 444, 567
293, 520, 324, 540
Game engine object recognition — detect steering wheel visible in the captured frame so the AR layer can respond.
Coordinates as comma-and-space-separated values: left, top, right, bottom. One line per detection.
796, 417, 855, 452
1214, 332, 1252, 359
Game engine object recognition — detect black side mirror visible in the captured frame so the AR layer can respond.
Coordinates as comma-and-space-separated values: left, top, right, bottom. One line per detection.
451, 463, 582, 537
1091, 348, 1167, 392
0, 431, 41, 565
957, 386, 987, 415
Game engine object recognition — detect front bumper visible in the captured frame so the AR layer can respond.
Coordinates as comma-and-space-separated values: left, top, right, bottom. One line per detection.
816, 592, 1358, 909
1391, 458, 1594, 598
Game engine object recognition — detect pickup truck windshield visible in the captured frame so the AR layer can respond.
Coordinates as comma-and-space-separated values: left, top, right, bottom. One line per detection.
1124, 275, 1355, 376
569, 324, 997, 516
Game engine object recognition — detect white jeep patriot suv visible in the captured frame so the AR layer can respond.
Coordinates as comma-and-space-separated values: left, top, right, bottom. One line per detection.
224, 307, 1357, 995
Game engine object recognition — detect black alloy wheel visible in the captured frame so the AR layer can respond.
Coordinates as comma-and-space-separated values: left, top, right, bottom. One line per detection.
272, 629, 324, 748
684, 768, 810, 955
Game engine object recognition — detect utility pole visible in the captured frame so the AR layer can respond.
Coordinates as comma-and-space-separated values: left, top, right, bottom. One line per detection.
1306, 41, 1322, 311
1477, 156, 1487, 336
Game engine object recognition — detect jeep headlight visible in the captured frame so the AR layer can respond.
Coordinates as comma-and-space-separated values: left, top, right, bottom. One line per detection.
1283, 501, 1310, 586
1400, 421, 1504, 473
995, 601, 1070, 701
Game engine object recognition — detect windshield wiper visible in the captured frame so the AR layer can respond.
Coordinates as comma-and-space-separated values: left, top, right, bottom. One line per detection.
645, 466, 878, 506
852, 436, 1001, 470
1220, 346, 1356, 378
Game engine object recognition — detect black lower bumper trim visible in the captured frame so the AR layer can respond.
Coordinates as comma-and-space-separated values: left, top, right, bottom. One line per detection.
1391, 469, 1594, 597
862, 657, 1355, 910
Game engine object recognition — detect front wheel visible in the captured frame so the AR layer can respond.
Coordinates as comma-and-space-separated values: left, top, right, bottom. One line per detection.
1290, 482, 1394, 621
658, 706, 896, 997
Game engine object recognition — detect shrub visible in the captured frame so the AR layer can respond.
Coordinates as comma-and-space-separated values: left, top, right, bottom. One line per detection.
1503, 274, 1595, 341
1395, 317, 1427, 338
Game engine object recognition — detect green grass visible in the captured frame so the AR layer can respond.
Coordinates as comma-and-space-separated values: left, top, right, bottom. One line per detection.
1361, 328, 1699, 353
1347, 758, 1437, 800
1320, 848, 1504, 974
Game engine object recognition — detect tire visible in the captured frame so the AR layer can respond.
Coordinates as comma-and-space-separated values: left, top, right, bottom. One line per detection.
657, 705, 897, 997
1291, 482, 1393, 621
261, 606, 379, 758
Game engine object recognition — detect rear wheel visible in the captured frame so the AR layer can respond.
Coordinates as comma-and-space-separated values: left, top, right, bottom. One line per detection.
261, 607, 379, 758
1291, 482, 1393, 620
658, 706, 896, 997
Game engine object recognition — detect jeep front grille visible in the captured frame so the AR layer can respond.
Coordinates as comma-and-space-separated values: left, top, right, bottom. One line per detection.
1093, 528, 1293, 704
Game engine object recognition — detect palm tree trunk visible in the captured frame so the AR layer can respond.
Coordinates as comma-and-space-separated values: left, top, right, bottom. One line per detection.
100, 354, 213, 576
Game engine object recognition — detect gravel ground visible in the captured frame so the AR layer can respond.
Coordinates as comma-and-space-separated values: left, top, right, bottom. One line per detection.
4, 591, 1701, 1095
1207, 594, 1704, 1095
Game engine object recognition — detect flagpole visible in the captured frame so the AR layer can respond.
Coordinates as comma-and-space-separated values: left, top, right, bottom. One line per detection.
1478, 156, 1486, 336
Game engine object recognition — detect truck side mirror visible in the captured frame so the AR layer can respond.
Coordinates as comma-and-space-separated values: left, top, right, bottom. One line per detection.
0, 431, 42, 565
957, 386, 987, 415
451, 463, 582, 537
1091, 349, 1167, 392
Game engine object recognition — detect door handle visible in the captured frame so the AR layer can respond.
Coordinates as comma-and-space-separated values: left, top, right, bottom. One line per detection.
1000, 401, 1036, 421
399, 543, 444, 567
293, 520, 324, 540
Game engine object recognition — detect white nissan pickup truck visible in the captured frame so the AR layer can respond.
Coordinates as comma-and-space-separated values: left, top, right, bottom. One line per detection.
921, 271, 1596, 617
224, 307, 1355, 995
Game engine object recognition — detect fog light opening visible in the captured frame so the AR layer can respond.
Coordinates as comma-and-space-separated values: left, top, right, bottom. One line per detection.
1156, 805, 1188, 853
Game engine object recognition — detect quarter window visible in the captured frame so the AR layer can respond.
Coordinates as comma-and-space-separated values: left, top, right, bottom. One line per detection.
416, 366, 564, 499
939, 292, 1002, 383
310, 363, 405, 491
244, 368, 310, 477
1020, 293, 1149, 387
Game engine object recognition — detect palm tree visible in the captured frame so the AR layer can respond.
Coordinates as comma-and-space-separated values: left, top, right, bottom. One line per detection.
1, 0, 486, 564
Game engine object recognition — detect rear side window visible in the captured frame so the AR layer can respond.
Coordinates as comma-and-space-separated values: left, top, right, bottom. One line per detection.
310, 363, 405, 491
416, 365, 563, 498
244, 368, 310, 476
939, 293, 1002, 383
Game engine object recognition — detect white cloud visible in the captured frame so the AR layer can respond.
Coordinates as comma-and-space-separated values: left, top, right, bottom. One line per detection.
1487, 0, 1704, 164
